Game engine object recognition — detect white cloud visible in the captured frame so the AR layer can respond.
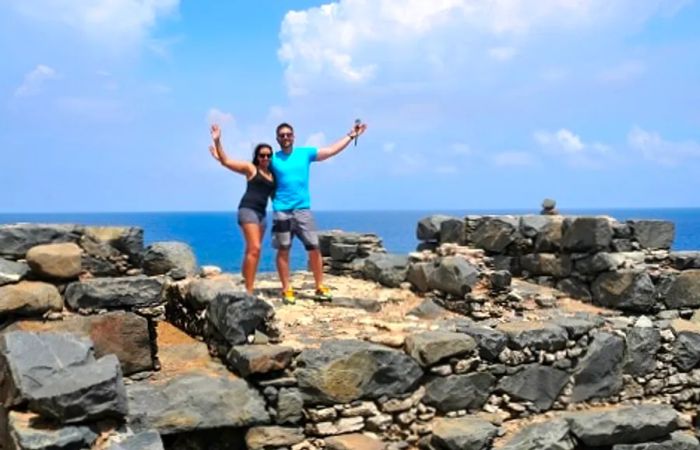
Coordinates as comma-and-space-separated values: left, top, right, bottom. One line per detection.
492, 151, 535, 167
207, 108, 235, 126
628, 126, 700, 166
535, 129, 585, 154
10, 0, 178, 48
488, 46, 517, 62
15, 65, 57, 97
598, 60, 646, 83
535, 128, 612, 168
305, 132, 327, 147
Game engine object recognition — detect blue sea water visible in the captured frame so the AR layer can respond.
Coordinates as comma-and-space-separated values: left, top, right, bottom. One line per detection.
1, 209, 700, 273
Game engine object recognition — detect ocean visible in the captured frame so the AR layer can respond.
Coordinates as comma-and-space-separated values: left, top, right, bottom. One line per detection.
1, 209, 699, 273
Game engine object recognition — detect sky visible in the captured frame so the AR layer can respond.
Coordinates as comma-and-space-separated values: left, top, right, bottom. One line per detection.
1, 0, 699, 213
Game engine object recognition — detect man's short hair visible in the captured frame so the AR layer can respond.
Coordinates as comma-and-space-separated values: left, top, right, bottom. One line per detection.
276, 122, 294, 136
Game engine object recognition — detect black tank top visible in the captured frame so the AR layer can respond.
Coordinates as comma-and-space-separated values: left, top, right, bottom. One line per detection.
238, 168, 275, 213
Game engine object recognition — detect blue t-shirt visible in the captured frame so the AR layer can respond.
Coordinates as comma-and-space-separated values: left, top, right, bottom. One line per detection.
271, 146, 318, 211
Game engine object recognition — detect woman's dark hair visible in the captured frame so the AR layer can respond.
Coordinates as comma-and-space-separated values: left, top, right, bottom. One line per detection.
252, 143, 273, 166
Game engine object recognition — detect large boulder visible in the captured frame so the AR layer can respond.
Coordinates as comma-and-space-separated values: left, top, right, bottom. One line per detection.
671, 321, 700, 371
428, 256, 480, 296
496, 321, 568, 352
329, 243, 358, 262
64, 276, 164, 310
404, 331, 476, 367
141, 241, 198, 278
0, 281, 63, 319
430, 417, 498, 450
470, 216, 518, 253
497, 364, 569, 410
624, 327, 661, 377
0, 224, 81, 259
406, 262, 436, 293
206, 292, 275, 346
454, 323, 507, 361
592, 271, 656, 313
362, 253, 409, 288
0, 258, 29, 286
520, 253, 572, 277
629, 220, 675, 249
562, 217, 613, 252
294, 340, 423, 405
26, 243, 82, 279
571, 332, 624, 402
82, 226, 144, 264
533, 216, 565, 252
500, 419, 574, 450
440, 217, 466, 244
3, 411, 98, 450
566, 404, 678, 447
664, 270, 700, 309
423, 373, 495, 413
186, 277, 239, 309
416, 215, 452, 241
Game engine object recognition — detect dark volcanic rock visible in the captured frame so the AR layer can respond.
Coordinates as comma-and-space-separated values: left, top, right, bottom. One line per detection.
497, 321, 568, 352
329, 243, 358, 262
629, 220, 675, 249
500, 419, 574, 450
664, 270, 700, 309
497, 364, 569, 410
407, 298, 447, 319
520, 253, 572, 277
186, 278, 239, 309
226, 345, 295, 377
572, 332, 625, 403
206, 292, 275, 346
0, 224, 81, 259
454, 323, 507, 361
428, 256, 480, 296
423, 373, 495, 413
406, 262, 435, 293
612, 431, 700, 450
362, 253, 409, 288
669, 252, 700, 270
294, 340, 423, 405
404, 331, 476, 367
562, 217, 613, 252
624, 327, 661, 377
4, 411, 98, 450
470, 216, 518, 253
673, 330, 700, 371
430, 417, 497, 450
592, 270, 656, 313
0, 258, 29, 286
276, 388, 304, 425
64, 275, 164, 310
440, 217, 466, 244
142, 241, 198, 278
417, 215, 452, 241
556, 278, 592, 302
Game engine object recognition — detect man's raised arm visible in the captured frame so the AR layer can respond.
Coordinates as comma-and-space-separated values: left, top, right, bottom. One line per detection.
315, 121, 368, 162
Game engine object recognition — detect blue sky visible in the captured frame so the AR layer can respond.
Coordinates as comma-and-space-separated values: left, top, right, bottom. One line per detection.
1, 0, 699, 212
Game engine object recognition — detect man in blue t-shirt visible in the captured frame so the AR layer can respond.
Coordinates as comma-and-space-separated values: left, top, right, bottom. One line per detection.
271, 121, 367, 304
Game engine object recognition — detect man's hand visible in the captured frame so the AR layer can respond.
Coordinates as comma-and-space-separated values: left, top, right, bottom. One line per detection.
210, 124, 221, 142
349, 121, 367, 139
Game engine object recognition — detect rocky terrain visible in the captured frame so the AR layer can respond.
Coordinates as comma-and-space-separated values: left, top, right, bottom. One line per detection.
1, 215, 700, 450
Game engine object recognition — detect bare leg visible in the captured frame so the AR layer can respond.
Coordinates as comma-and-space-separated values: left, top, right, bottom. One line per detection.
240, 223, 262, 294
276, 248, 291, 292
308, 248, 324, 290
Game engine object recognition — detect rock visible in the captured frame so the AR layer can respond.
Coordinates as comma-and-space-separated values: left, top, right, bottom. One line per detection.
430, 417, 498, 450
295, 340, 423, 405
562, 217, 613, 252
405, 331, 476, 367
572, 332, 624, 402
534, 216, 565, 252
489, 270, 512, 291
470, 216, 518, 253
664, 270, 700, 309
629, 220, 675, 249
612, 431, 700, 450
520, 215, 555, 238
423, 373, 495, 413
186, 278, 239, 309
0, 258, 29, 286
672, 328, 700, 371
406, 262, 435, 293
3, 411, 98, 450
497, 364, 569, 410
362, 253, 409, 288
592, 270, 656, 313
25, 243, 82, 279
82, 226, 144, 263
329, 297, 382, 312
64, 276, 164, 310
624, 327, 661, 376
127, 373, 269, 434
245, 426, 305, 450
142, 241, 198, 277
329, 243, 358, 262
325, 433, 386, 450
454, 323, 507, 361
497, 321, 568, 352
520, 254, 572, 277
0, 224, 81, 259
206, 292, 275, 346
200, 265, 222, 277
0, 281, 63, 319
440, 218, 466, 244
407, 298, 447, 319
566, 404, 678, 447
227, 345, 295, 377
428, 256, 480, 296
82, 255, 121, 277
417, 215, 452, 241
105, 429, 164, 450
669, 252, 700, 270
500, 419, 574, 450
576, 252, 644, 274
550, 316, 601, 339
0, 331, 127, 423
277, 388, 304, 425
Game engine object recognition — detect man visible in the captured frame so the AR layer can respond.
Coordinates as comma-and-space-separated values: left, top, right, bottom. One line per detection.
271, 120, 367, 304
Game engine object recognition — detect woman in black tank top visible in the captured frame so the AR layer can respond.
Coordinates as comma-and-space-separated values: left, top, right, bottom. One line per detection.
209, 124, 274, 294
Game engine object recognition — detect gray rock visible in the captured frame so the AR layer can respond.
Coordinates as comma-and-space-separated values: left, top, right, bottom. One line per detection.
612, 239, 636, 252
562, 217, 613, 252
226, 345, 295, 377
0, 281, 63, 319
613, 431, 700, 450
406, 262, 435, 293
497, 321, 568, 352
362, 253, 409, 288
430, 417, 498, 450
26, 243, 82, 280
669, 252, 700, 270
572, 332, 624, 402
245, 426, 305, 450
328, 297, 381, 312
277, 388, 303, 425
81, 255, 121, 277
520, 254, 572, 277
407, 298, 446, 319
64, 275, 164, 310
566, 404, 678, 447
329, 243, 358, 262
428, 256, 480, 296
489, 270, 512, 291
470, 216, 518, 253
440, 218, 466, 244
82, 226, 144, 264
295, 340, 423, 405
206, 292, 275, 346
664, 270, 700, 309
423, 373, 495, 413
497, 364, 569, 410
0, 258, 29, 286
4, 410, 98, 450
417, 215, 452, 241
613, 222, 633, 238
673, 331, 700, 371
0, 224, 81, 259
550, 316, 601, 338
405, 331, 476, 367
105, 430, 164, 450
629, 220, 675, 249
454, 324, 507, 361
592, 270, 656, 313
624, 327, 661, 376
500, 419, 574, 450
556, 278, 592, 301
186, 278, 239, 309
520, 215, 554, 238
142, 241, 198, 277
534, 217, 565, 252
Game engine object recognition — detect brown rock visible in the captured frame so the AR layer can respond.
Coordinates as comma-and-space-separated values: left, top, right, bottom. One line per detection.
325, 433, 386, 450
245, 426, 305, 450
26, 243, 82, 279
0, 281, 62, 318
226, 345, 295, 377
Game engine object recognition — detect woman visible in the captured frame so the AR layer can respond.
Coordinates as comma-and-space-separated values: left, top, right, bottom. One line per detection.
209, 124, 275, 294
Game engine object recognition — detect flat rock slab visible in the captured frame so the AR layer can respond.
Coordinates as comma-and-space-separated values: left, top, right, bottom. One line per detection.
592, 270, 656, 313
26, 243, 82, 279
3, 411, 98, 450
497, 364, 569, 411
405, 331, 476, 367
423, 373, 495, 413
500, 418, 574, 450
612, 431, 700, 450
64, 275, 164, 310
0, 281, 63, 319
295, 339, 423, 405
326, 297, 381, 312
0, 258, 29, 286
104, 429, 165, 450
430, 417, 498, 450
629, 220, 675, 249
8, 311, 154, 375
127, 372, 269, 435
496, 321, 568, 352
572, 332, 624, 402
325, 433, 386, 450
562, 217, 613, 252
0, 224, 81, 259
566, 404, 679, 447
227, 345, 295, 377
245, 426, 305, 450
454, 322, 507, 361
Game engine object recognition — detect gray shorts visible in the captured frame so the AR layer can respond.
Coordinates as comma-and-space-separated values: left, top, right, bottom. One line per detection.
272, 209, 319, 250
238, 207, 266, 232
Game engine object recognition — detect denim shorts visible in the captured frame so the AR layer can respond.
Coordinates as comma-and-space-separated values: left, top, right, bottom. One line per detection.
271, 209, 319, 250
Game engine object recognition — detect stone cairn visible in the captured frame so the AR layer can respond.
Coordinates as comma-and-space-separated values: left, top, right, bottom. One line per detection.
2, 217, 700, 450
